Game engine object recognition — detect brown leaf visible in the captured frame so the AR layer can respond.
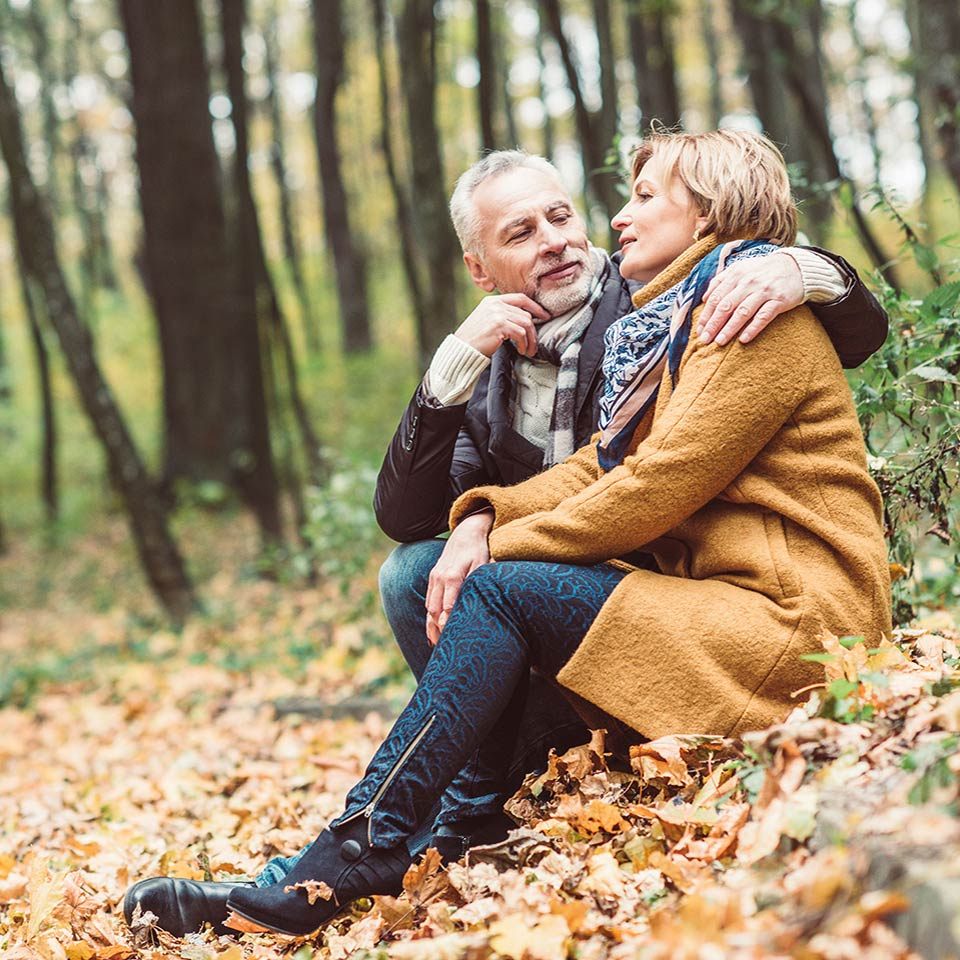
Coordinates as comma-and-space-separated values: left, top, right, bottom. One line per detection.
402, 847, 458, 908
284, 878, 333, 904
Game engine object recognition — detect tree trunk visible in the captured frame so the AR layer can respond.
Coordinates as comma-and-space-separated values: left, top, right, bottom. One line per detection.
119, 0, 282, 542
476, 0, 497, 152
535, 30, 556, 159
700, 2, 723, 128
371, 0, 426, 329
625, 0, 681, 130
262, 2, 317, 352
592, 0, 618, 158
911, 0, 960, 198
311, 0, 372, 354
763, 6, 899, 287
731, 0, 836, 244
539, 0, 620, 245
397, 0, 460, 365
0, 50, 195, 624
221, 0, 323, 485
13, 236, 59, 522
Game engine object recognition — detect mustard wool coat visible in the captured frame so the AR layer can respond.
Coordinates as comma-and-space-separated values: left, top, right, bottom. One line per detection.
451, 239, 892, 739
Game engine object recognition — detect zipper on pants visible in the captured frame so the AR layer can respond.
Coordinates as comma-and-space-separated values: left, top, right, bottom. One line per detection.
339, 713, 437, 844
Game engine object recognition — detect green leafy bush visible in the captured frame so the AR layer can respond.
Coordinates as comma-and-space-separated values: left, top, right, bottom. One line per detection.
855, 202, 960, 623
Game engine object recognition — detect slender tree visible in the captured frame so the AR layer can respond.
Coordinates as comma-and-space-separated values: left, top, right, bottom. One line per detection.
220, 0, 323, 485
910, 0, 960, 198
311, 0, 372, 353
13, 237, 58, 522
119, 0, 282, 542
261, 3, 316, 352
397, 0, 460, 363
625, 0, 681, 130
476, 0, 497, 152
539, 0, 620, 244
700, 2, 723, 128
535, 30, 556, 159
592, 0, 618, 159
0, 49, 195, 623
371, 0, 425, 327
762, 4, 899, 286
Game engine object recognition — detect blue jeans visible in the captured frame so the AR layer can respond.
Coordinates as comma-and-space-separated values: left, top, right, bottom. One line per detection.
332, 559, 628, 846
255, 545, 604, 881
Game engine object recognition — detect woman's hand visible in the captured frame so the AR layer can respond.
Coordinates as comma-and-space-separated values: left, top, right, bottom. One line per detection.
698, 252, 804, 345
425, 511, 494, 645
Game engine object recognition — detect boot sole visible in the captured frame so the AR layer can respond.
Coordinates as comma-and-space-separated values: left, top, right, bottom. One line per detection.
225, 900, 347, 938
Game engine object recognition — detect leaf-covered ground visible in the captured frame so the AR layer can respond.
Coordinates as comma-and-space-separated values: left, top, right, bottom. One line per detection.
2, 517, 960, 960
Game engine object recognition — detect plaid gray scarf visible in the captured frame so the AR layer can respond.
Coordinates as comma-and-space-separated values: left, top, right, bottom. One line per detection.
536, 249, 611, 466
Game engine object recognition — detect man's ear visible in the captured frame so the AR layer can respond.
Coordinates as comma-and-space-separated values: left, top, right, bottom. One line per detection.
464, 252, 497, 293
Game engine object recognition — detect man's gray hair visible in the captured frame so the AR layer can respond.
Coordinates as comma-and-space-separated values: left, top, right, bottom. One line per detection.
449, 150, 564, 256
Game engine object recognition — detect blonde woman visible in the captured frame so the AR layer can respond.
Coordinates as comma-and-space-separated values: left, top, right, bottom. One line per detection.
226, 130, 891, 937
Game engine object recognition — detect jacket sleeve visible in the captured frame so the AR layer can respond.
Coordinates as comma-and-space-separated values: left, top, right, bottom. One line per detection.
801, 247, 888, 369
374, 384, 492, 542
450, 438, 603, 530
479, 305, 819, 565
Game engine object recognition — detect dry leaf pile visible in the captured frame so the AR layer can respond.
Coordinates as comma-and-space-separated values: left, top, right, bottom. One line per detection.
3, 576, 960, 960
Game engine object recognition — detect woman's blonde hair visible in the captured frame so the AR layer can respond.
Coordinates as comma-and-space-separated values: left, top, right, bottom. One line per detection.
631, 129, 798, 246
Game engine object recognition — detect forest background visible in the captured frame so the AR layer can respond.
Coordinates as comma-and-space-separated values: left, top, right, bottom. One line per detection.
0, 0, 959, 956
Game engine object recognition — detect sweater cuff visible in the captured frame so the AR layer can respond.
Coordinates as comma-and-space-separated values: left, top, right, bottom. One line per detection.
782, 248, 851, 304
423, 335, 491, 406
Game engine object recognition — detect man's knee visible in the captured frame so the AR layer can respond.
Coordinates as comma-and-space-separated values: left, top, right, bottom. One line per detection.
379, 539, 445, 613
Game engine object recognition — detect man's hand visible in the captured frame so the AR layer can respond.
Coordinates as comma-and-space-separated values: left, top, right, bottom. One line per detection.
698, 252, 804, 346
425, 512, 494, 645
454, 294, 551, 358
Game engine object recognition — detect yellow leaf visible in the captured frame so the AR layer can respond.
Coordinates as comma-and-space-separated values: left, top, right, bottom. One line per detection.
488, 913, 569, 960
65, 943, 95, 960
26, 856, 68, 939
889, 563, 908, 583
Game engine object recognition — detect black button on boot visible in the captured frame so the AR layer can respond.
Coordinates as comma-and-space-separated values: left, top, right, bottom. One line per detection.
226, 816, 411, 937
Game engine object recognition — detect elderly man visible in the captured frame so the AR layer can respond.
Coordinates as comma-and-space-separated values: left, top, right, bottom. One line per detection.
124, 150, 886, 937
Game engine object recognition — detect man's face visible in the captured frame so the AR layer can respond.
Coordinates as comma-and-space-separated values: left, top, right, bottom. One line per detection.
463, 167, 593, 318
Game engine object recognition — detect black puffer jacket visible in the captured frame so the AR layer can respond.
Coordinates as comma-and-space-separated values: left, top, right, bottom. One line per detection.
374, 249, 888, 543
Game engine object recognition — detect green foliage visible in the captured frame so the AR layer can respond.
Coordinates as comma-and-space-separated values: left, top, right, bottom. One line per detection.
901, 735, 959, 806
297, 454, 392, 616
854, 199, 960, 623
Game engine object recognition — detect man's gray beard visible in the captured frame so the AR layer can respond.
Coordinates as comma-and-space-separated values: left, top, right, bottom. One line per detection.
533, 260, 595, 317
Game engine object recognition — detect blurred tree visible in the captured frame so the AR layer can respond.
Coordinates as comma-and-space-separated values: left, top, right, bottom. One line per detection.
539, 0, 620, 245
477, 0, 497, 151
729, 0, 831, 240
535, 30, 556, 159
261, 2, 316, 353
220, 0, 323, 489
311, 0, 372, 353
119, 0, 282, 543
13, 236, 58, 522
593, 0, 618, 160
62, 0, 118, 311
625, 0, 681, 130
908, 0, 960, 199
371, 0, 425, 328
700, 3, 723, 128
0, 49, 195, 623
397, 0, 460, 363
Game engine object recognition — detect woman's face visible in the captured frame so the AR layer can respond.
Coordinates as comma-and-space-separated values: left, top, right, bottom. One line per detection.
611, 153, 708, 282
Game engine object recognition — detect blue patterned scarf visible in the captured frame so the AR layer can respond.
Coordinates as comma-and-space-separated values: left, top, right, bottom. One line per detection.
597, 239, 778, 471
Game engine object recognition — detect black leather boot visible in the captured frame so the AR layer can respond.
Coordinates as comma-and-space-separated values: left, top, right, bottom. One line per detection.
428, 810, 515, 862
226, 815, 412, 937
123, 877, 254, 937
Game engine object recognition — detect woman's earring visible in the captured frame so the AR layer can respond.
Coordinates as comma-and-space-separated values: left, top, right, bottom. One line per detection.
693, 228, 701, 241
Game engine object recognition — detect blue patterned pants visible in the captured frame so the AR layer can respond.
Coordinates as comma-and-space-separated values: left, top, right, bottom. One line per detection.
330, 559, 629, 847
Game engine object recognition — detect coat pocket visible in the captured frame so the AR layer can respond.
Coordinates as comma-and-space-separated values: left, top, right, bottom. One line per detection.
762, 513, 803, 599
